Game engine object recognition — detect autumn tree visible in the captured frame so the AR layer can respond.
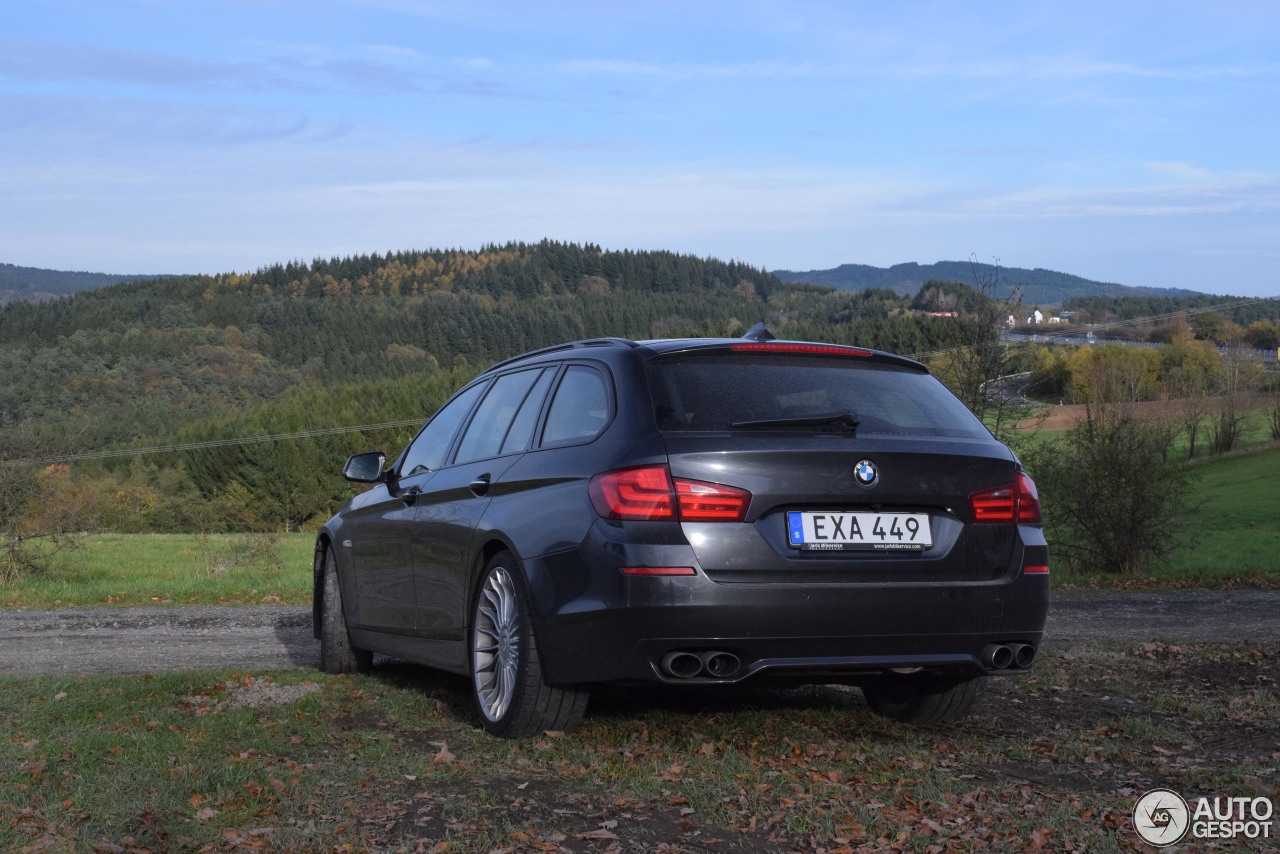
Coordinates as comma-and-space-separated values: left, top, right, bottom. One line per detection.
1162, 329, 1221, 458
1210, 343, 1265, 454
0, 432, 99, 581
1243, 320, 1280, 352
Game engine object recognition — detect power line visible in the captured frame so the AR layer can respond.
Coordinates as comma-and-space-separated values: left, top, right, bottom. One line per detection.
2, 419, 422, 468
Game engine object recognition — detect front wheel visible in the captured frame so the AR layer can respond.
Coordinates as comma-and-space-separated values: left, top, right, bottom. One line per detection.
862, 672, 983, 724
470, 552, 588, 737
319, 546, 372, 674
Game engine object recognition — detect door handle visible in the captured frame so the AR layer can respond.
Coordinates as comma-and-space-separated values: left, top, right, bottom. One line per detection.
469, 474, 492, 496
399, 486, 421, 506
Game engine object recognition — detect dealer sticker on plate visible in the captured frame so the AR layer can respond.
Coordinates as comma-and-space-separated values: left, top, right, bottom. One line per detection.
787, 511, 932, 551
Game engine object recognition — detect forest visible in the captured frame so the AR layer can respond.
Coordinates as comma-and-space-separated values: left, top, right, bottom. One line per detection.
0, 242, 991, 532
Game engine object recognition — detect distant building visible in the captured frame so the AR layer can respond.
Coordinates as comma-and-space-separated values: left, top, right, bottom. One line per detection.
1026, 309, 1044, 324
927, 311, 958, 317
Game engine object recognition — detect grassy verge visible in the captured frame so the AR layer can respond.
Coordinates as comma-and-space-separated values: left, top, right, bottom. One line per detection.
2, 534, 314, 609
3, 640, 1277, 852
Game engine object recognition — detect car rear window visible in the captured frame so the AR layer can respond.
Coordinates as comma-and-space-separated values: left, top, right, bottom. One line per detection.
645, 352, 990, 439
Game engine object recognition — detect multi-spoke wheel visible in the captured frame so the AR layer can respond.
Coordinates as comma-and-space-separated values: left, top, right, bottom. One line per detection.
470, 552, 588, 737
319, 545, 372, 674
473, 565, 521, 722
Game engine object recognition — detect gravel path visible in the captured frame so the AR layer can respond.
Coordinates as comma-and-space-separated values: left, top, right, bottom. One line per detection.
1, 589, 1277, 676
0, 606, 315, 676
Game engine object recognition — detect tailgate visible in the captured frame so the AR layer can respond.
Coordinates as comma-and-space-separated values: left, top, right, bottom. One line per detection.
664, 434, 1021, 583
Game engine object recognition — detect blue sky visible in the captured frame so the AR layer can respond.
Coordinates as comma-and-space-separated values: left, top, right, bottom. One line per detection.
3, 1, 1279, 296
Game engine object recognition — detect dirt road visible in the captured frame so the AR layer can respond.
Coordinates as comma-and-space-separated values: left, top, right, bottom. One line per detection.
2, 589, 1277, 676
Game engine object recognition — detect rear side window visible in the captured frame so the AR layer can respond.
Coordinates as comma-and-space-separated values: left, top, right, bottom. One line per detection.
646, 353, 989, 439
542, 365, 612, 445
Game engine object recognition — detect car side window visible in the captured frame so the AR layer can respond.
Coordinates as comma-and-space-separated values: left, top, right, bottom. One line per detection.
500, 368, 555, 455
541, 365, 612, 446
399, 382, 487, 477
454, 369, 543, 464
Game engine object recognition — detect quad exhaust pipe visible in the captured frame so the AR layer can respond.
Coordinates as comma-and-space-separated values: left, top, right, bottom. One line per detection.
982, 642, 1036, 670
662, 643, 1035, 679
660, 650, 742, 680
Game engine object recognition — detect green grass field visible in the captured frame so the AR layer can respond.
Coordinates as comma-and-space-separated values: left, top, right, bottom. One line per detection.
2, 534, 314, 609
1169, 444, 1280, 578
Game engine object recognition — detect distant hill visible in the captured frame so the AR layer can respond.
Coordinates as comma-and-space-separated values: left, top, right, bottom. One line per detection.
0, 263, 165, 304
773, 261, 1200, 306
7, 257, 1201, 308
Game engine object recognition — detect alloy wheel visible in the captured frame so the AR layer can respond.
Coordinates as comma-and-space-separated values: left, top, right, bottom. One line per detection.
472, 566, 520, 722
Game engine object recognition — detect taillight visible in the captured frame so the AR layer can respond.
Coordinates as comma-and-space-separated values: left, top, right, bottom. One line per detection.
970, 472, 1041, 524
675, 478, 751, 522
1016, 473, 1042, 523
589, 465, 676, 520
589, 466, 751, 522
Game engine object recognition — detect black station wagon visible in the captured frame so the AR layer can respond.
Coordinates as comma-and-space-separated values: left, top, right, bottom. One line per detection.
314, 327, 1049, 736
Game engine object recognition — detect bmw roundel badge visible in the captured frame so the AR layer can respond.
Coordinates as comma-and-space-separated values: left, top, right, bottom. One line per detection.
854, 460, 878, 486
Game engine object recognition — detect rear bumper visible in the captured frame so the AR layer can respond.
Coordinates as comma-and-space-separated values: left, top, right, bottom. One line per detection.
523, 524, 1050, 686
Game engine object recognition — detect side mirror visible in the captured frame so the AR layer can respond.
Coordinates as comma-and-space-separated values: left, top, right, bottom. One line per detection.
342, 451, 387, 484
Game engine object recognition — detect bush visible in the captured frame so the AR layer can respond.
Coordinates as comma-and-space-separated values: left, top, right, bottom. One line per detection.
1023, 403, 1196, 574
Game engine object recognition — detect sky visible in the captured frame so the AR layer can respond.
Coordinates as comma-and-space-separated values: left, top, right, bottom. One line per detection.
2, 1, 1279, 296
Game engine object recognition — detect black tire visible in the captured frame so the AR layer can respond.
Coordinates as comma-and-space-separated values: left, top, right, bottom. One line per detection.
470, 551, 588, 737
319, 546, 372, 675
862, 672, 983, 724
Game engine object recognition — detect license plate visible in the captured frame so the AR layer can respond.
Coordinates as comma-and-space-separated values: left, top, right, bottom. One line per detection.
787, 511, 932, 551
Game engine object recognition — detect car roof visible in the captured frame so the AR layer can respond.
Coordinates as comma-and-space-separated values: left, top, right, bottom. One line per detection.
477, 328, 927, 377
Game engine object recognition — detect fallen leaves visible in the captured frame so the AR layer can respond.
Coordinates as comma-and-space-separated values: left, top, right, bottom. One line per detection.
430, 741, 455, 764
3, 641, 1275, 853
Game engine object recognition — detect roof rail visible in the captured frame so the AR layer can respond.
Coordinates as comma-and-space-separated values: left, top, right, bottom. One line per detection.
480, 337, 639, 374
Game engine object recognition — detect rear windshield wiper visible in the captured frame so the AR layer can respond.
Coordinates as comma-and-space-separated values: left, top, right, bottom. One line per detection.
730, 411, 860, 435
